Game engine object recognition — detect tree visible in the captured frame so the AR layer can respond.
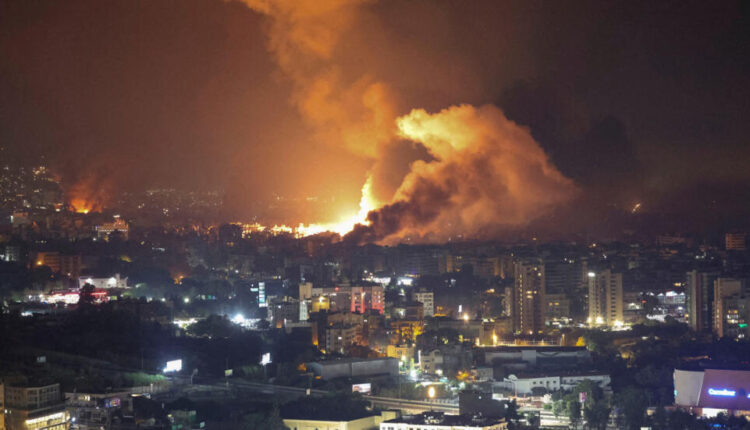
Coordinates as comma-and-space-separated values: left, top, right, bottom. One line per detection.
552, 399, 565, 418
186, 315, 238, 338
583, 399, 611, 430
651, 405, 667, 430
505, 399, 521, 424
665, 409, 702, 430
242, 404, 287, 430
79, 283, 96, 305
616, 386, 648, 430
568, 400, 582, 428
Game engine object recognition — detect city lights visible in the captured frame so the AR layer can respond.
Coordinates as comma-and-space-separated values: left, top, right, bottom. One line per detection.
1, 1, 747, 428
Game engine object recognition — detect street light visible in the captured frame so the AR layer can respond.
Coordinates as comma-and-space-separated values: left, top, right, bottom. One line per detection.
428, 385, 436, 400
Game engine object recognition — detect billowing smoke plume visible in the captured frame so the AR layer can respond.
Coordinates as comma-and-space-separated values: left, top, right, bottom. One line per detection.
347, 104, 578, 243
240, 0, 577, 242
238, 0, 397, 156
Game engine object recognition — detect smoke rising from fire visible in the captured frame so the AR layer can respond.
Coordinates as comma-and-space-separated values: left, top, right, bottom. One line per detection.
237, 0, 399, 205
240, 0, 577, 242
348, 104, 578, 243
239, 0, 397, 155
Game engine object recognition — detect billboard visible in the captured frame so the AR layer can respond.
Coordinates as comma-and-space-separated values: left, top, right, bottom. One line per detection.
260, 353, 272, 366
163, 359, 182, 373
352, 383, 372, 394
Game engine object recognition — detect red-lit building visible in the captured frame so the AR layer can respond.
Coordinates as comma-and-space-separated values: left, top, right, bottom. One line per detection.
350, 285, 384, 314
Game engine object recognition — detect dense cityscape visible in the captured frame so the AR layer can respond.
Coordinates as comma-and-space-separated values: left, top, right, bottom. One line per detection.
2, 158, 750, 429
2, 1, 750, 430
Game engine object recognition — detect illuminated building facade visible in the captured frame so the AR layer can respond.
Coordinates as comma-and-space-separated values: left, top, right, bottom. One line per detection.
65, 392, 132, 430
389, 320, 424, 343
512, 259, 545, 335
411, 289, 434, 317
3, 384, 69, 430
381, 412, 508, 430
94, 216, 129, 240
324, 324, 361, 354
713, 278, 747, 338
350, 285, 384, 314
544, 293, 572, 326
284, 411, 398, 430
686, 270, 718, 333
725, 232, 747, 251
675, 368, 750, 417
32, 252, 60, 273
77, 274, 128, 289
587, 269, 623, 327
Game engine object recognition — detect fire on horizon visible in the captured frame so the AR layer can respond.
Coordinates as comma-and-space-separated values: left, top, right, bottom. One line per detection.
3, 0, 749, 240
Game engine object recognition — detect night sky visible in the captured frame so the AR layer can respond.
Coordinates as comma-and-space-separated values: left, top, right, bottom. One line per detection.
1, 0, 748, 237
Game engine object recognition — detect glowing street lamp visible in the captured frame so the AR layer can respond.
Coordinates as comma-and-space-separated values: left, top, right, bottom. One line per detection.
428, 385, 436, 400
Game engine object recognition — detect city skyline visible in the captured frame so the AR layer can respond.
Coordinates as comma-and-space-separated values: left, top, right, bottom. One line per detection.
2, 2, 750, 429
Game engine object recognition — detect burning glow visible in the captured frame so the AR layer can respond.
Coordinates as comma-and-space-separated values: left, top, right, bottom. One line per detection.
238, 175, 378, 238
297, 175, 378, 236
239, 1, 576, 243
70, 198, 94, 214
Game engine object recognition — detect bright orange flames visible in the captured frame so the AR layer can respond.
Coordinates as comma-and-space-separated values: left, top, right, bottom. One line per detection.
70, 198, 94, 214
240, 175, 379, 238
298, 174, 378, 236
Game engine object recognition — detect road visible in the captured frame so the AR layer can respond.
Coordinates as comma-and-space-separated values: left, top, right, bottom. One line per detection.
166, 378, 460, 413
174, 378, 571, 427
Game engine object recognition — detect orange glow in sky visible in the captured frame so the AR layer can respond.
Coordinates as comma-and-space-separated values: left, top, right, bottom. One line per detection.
70, 198, 94, 214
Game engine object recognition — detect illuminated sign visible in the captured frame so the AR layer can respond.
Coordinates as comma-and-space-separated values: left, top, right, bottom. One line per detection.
163, 359, 182, 373
260, 353, 271, 365
26, 412, 66, 425
707, 388, 736, 397
352, 383, 372, 394
258, 282, 266, 307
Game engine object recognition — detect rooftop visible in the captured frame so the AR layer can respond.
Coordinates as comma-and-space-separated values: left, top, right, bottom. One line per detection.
384, 412, 507, 427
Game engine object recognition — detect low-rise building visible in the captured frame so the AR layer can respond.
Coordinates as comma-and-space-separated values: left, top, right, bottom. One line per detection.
325, 324, 362, 354
674, 368, 750, 416
3, 383, 69, 430
307, 358, 398, 380
500, 372, 610, 395
284, 411, 398, 430
481, 346, 590, 370
381, 412, 507, 430
65, 391, 132, 430
411, 290, 435, 317
77, 274, 128, 289
94, 216, 129, 240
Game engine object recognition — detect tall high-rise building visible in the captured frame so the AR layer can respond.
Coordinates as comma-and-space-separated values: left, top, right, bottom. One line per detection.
685, 270, 718, 332
544, 257, 585, 294
725, 232, 747, 251
512, 259, 545, 335
587, 269, 623, 327
713, 278, 747, 338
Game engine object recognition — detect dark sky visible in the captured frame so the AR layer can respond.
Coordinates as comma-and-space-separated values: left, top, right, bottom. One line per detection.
1, 0, 748, 232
